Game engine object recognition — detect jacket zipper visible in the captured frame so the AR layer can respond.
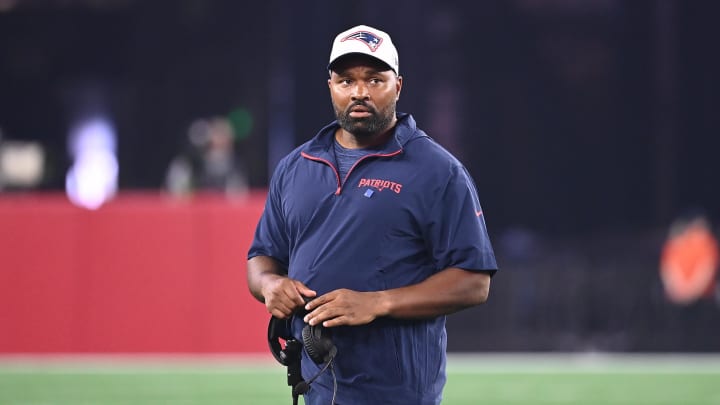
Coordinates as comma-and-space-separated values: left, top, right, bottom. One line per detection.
301, 150, 402, 195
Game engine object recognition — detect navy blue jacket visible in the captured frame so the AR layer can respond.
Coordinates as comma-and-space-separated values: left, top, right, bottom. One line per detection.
249, 113, 497, 404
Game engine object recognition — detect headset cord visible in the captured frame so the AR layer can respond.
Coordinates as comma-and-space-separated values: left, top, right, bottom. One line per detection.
292, 356, 336, 404
307, 357, 333, 386
330, 362, 337, 405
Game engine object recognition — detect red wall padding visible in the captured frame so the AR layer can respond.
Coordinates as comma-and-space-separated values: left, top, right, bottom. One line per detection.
0, 192, 271, 353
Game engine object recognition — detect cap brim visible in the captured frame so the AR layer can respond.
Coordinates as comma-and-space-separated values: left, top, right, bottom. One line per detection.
327, 52, 395, 73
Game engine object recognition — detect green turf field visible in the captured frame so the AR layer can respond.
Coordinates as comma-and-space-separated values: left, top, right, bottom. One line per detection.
1, 354, 719, 404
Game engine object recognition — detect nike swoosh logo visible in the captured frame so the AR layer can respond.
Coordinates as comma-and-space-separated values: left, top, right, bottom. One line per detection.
475, 210, 483, 217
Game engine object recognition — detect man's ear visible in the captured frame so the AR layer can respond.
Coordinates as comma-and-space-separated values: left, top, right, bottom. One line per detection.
396, 75, 403, 100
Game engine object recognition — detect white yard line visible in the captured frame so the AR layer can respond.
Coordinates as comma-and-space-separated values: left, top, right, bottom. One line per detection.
445, 352, 720, 373
1, 352, 720, 374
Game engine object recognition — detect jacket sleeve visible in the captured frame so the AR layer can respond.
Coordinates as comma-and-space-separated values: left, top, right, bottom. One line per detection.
247, 164, 290, 269
423, 164, 498, 275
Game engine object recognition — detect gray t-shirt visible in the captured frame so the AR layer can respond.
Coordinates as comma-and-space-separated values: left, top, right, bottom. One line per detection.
333, 139, 378, 182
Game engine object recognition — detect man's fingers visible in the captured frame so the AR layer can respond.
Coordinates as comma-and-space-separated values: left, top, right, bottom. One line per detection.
294, 281, 317, 302
303, 290, 378, 326
304, 304, 344, 326
267, 300, 293, 318
320, 316, 347, 328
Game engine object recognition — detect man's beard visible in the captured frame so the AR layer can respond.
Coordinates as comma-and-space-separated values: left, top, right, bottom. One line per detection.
335, 101, 396, 138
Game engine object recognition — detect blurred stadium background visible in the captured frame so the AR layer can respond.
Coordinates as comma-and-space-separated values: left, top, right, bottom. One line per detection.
1, 0, 720, 403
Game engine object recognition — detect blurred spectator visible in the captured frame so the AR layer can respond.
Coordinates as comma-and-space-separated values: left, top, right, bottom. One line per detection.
0, 127, 46, 191
165, 116, 249, 196
660, 213, 719, 305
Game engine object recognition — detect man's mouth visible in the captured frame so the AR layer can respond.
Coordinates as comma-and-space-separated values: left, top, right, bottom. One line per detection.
348, 105, 372, 118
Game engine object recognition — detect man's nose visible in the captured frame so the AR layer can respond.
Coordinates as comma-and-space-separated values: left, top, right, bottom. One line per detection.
351, 82, 370, 100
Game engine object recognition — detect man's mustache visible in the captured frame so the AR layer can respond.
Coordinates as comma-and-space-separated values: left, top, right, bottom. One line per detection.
345, 101, 376, 115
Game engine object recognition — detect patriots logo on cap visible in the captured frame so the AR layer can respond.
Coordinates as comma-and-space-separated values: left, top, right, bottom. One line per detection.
341, 31, 383, 52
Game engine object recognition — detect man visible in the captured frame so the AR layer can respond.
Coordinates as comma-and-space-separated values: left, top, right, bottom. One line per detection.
248, 24, 498, 404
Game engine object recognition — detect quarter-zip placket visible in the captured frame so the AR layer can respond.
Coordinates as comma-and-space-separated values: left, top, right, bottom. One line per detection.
301, 150, 402, 195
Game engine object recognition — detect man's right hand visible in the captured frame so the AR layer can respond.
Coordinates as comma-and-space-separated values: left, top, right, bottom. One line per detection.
261, 275, 316, 319
247, 255, 317, 318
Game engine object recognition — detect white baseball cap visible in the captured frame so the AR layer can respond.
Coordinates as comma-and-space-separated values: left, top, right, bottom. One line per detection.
327, 25, 399, 75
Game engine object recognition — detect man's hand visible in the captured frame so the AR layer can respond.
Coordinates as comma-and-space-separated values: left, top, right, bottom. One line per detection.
247, 256, 317, 319
301, 268, 491, 326
260, 275, 316, 319
303, 289, 387, 327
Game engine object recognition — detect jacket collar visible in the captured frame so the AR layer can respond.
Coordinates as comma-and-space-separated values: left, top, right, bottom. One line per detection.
301, 113, 422, 160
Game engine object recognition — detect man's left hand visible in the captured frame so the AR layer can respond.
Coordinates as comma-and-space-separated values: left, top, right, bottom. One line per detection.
303, 289, 387, 327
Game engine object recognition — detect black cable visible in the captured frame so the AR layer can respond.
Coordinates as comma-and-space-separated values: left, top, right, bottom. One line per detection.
292, 355, 335, 398
293, 357, 338, 405
330, 362, 337, 405
306, 357, 333, 386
